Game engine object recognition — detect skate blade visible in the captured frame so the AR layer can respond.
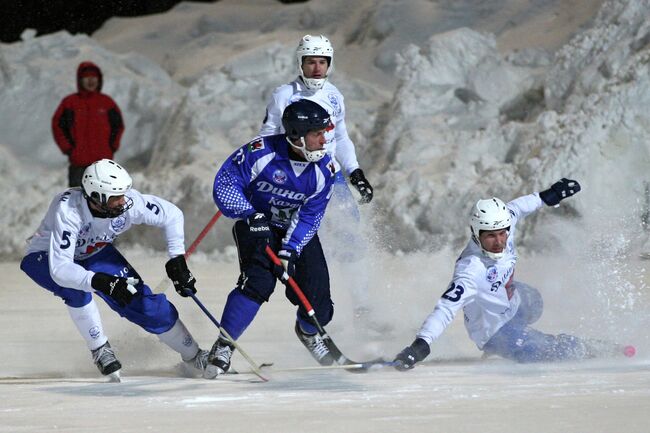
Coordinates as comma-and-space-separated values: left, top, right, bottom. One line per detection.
107, 371, 121, 383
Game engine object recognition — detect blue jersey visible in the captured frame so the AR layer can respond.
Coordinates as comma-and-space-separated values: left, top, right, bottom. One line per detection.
213, 134, 336, 254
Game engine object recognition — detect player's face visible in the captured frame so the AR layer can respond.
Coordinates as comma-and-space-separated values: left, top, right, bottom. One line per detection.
81, 76, 99, 92
304, 128, 327, 151
301, 56, 329, 78
106, 195, 126, 211
479, 229, 509, 254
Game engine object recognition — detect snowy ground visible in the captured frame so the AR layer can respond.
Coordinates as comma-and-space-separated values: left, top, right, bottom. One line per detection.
3, 250, 650, 433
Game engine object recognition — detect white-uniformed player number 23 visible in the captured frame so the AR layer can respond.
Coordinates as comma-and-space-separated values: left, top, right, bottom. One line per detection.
442, 282, 464, 302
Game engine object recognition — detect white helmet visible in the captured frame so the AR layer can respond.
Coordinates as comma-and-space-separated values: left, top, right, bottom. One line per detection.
82, 159, 133, 217
469, 197, 511, 260
296, 34, 334, 91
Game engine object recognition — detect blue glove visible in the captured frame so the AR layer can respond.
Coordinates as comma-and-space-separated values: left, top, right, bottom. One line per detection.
539, 178, 581, 206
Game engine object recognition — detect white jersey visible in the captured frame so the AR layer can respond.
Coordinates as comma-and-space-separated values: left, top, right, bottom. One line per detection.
416, 193, 544, 349
260, 78, 360, 175
25, 188, 186, 293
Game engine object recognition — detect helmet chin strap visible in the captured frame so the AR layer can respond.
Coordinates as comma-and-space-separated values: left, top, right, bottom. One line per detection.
472, 231, 508, 261
86, 195, 133, 219
482, 249, 505, 260
300, 75, 327, 91
287, 137, 326, 162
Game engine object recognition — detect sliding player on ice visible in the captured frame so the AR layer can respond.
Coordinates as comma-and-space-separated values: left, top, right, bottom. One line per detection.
393, 178, 634, 370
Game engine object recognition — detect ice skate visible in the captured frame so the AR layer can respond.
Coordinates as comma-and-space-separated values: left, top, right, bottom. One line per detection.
205, 338, 234, 379
295, 322, 335, 366
91, 341, 122, 381
179, 348, 210, 378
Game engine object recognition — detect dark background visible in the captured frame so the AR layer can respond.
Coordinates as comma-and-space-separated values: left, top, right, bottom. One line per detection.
1, 0, 307, 43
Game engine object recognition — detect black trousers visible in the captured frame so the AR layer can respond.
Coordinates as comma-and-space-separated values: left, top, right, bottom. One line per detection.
68, 165, 88, 188
232, 220, 334, 327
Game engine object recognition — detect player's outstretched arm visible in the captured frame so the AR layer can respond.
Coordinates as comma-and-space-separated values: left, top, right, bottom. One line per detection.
393, 338, 431, 371
539, 178, 581, 206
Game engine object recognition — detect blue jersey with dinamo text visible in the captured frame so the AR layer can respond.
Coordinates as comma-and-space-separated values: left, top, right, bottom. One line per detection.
213, 134, 336, 254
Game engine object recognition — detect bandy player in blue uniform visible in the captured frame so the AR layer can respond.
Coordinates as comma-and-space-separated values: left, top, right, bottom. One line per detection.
205, 99, 336, 378
392, 178, 624, 368
260, 35, 375, 324
20, 159, 209, 380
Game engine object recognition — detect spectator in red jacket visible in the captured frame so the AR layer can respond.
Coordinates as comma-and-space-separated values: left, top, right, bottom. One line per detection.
52, 61, 125, 187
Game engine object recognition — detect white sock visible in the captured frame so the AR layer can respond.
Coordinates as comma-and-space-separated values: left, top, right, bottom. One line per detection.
67, 300, 107, 351
157, 319, 200, 361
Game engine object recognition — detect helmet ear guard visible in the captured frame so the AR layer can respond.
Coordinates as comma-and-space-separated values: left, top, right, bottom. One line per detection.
469, 197, 511, 260
296, 34, 334, 91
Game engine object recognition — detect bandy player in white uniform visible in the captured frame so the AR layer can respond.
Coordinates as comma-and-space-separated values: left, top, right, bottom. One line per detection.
20, 159, 209, 380
260, 34, 375, 321
391, 178, 613, 368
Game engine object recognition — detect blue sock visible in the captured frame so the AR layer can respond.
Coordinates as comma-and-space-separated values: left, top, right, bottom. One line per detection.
297, 315, 317, 335
220, 290, 261, 340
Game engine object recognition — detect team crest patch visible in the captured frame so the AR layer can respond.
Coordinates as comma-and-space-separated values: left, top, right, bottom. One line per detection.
89, 326, 101, 339
273, 169, 288, 184
79, 223, 91, 237
111, 216, 127, 232
248, 139, 265, 152
486, 265, 498, 283
328, 93, 341, 116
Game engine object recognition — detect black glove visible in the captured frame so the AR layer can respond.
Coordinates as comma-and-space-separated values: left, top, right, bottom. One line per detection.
165, 255, 197, 297
246, 212, 271, 242
91, 272, 138, 307
273, 249, 297, 279
539, 178, 581, 206
393, 338, 431, 371
349, 168, 374, 204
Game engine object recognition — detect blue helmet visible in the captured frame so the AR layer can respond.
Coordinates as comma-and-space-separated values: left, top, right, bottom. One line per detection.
281, 99, 331, 162
282, 99, 331, 140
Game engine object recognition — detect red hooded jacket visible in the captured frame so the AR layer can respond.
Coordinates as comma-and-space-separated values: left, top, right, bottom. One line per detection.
52, 61, 125, 167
